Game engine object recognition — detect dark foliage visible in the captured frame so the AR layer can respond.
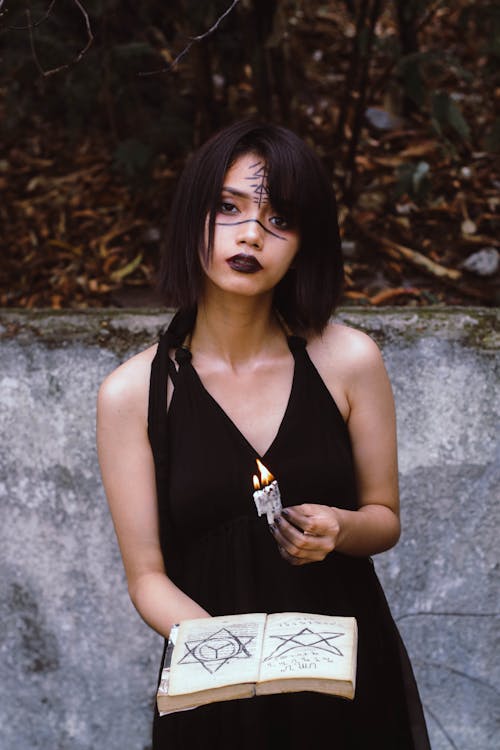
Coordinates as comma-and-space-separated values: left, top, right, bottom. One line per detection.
0, 0, 498, 308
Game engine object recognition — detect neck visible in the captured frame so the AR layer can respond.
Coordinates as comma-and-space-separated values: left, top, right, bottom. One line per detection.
191, 293, 286, 367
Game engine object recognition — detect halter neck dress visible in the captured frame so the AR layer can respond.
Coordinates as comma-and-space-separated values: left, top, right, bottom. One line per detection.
148, 310, 430, 750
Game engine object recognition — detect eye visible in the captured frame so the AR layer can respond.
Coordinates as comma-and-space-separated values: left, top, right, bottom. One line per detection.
270, 215, 290, 230
218, 201, 238, 214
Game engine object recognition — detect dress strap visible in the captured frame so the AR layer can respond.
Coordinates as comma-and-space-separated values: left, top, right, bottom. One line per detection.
287, 334, 307, 352
147, 309, 196, 566
148, 322, 189, 473
151, 308, 195, 388
148, 332, 170, 449
164, 345, 192, 386
147, 328, 179, 563
163, 307, 197, 349
174, 345, 192, 366
274, 309, 307, 353
167, 358, 179, 385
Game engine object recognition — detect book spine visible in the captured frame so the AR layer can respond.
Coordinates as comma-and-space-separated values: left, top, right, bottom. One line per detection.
158, 624, 179, 700
165, 624, 179, 669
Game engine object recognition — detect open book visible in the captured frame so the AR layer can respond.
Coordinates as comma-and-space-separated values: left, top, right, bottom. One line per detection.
157, 611, 357, 714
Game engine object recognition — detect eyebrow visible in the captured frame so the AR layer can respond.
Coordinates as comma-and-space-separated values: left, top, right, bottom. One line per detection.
221, 186, 252, 199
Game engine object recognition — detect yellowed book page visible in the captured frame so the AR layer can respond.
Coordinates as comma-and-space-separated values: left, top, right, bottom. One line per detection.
168, 613, 267, 697
257, 612, 357, 686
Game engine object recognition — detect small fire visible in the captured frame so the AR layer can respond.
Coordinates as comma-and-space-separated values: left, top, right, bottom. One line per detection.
253, 458, 275, 489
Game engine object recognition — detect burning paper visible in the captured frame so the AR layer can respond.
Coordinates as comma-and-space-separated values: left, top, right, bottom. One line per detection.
252, 458, 282, 524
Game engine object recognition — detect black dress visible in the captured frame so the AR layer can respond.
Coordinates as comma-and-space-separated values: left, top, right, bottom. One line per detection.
148, 310, 431, 750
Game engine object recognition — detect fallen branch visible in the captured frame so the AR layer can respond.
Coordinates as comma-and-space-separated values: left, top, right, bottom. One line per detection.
370, 233, 462, 281
89, 221, 146, 256
139, 0, 241, 76
369, 287, 422, 305
459, 234, 500, 246
355, 225, 495, 303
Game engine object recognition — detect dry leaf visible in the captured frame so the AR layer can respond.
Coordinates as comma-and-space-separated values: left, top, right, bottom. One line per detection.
111, 253, 144, 281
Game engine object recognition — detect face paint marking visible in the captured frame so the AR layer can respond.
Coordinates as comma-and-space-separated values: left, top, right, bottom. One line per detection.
245, 160, 270, 207
215, 218, 286, 241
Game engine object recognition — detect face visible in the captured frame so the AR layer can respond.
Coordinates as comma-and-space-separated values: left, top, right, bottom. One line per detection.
200, 153, 300, 300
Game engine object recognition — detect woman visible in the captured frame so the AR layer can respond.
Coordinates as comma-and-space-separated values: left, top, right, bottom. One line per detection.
97, 119, 430, 749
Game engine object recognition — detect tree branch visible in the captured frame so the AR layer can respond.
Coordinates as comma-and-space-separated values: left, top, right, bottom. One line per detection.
8, 0, 56, 30
10, 0, 93, 77
342, 0, 384, 204
371, 0, 445, 99
139, 0, 242, 77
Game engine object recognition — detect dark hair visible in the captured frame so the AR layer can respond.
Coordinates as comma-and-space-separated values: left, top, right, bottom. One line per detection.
158, 118, 343, 333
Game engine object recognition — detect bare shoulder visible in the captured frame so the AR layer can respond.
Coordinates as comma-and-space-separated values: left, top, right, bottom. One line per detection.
307, 320, 385, 378
97, 343, 158, 420
305, 322, 390, 421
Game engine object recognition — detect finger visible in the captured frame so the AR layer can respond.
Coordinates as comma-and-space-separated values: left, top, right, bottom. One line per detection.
280, 543, 329, 566
271, 524, 304, 561
271, 519, 326, 561
278, 534, 322, 561
281, 507, 317, 534
269, 521, 289, 551
276, 515, 315, 549
278, 545, 305, 566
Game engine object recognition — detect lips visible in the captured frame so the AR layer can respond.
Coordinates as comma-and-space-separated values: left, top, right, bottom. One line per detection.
226, 254, 263, 273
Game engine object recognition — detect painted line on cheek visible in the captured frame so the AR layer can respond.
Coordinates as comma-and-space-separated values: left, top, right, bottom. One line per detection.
215, 219, 287, 241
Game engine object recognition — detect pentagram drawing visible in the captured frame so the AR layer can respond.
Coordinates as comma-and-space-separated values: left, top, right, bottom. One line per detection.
263, 627, 345, 662
176, 627, 256, 674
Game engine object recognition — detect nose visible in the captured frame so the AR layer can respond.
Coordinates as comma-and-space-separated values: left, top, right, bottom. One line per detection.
236, 219, 264, 250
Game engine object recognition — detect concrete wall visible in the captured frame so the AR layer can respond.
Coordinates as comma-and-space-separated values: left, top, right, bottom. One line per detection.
0, 308, 498, 750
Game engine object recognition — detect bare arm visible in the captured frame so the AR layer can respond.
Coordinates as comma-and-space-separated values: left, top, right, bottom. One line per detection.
270, 326, 401, 563
96, 348, 210, 637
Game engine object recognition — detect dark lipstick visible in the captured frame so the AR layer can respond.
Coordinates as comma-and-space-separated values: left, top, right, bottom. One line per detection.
226, 254, 263, 273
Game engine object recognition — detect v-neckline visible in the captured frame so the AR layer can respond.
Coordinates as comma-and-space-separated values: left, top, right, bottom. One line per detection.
185, 349, 298, 460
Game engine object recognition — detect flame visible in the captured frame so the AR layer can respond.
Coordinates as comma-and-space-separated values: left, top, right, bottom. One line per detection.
253, 474, 260, 490
255, 458, 274, 487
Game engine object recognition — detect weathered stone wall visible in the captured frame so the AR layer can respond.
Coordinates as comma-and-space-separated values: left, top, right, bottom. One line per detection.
0, 308, 498, 750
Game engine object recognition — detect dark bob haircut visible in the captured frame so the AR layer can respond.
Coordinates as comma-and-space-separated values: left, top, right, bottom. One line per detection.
158, 118, 343, 334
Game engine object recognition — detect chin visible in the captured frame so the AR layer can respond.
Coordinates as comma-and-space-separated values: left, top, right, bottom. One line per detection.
204, 275, 276, 300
